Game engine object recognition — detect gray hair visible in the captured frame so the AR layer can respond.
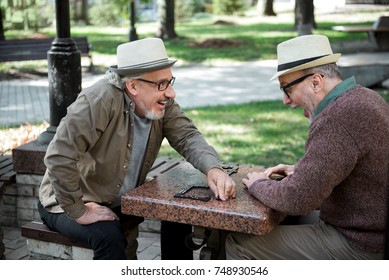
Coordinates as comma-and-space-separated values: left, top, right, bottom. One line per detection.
303, 63, 341, 79
105, 70, 142, 90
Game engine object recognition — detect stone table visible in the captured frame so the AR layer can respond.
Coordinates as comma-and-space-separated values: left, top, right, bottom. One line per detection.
121, 161, 284, 236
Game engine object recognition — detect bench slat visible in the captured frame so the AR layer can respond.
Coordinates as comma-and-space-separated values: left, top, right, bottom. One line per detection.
0, 37, 92, 63
0, 156, 15, 183
332, 16, 389, 51
21, 221, 91, 249
332, 25, 389, 32
146, 157, 185, 179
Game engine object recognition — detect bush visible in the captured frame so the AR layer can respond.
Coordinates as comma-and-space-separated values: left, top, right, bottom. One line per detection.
89, 1, 122, 26
212, 0, 247, 15
176, 0, 208, 22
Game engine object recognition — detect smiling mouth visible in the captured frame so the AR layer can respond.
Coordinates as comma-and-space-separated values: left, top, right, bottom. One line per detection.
157, 100, 167, 106
157, 99, 170, 107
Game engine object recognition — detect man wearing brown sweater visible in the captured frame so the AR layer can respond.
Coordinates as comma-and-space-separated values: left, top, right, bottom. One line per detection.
226, 35, 389, 259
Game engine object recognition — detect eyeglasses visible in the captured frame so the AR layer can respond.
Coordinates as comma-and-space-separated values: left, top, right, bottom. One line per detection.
135, 77, 176, 91
280, 73, 315, 99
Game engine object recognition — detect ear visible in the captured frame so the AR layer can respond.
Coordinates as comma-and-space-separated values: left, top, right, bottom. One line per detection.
125, 79, 138, 97
312, 74, 324, 93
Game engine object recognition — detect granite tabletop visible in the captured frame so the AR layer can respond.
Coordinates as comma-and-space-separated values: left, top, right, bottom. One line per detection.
121, 161, 284, 235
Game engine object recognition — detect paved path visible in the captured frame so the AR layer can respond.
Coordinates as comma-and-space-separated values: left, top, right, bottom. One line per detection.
1, 53, 389, 128
0, 60, 283, 127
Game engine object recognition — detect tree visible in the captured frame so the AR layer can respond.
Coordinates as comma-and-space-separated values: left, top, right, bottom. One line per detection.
258, 0, 276, 16
156, 0, 177, 39
294, 0, 316, 36
72, 0, 89, 25
0, 7, 5, 41
80, 0, 89, 24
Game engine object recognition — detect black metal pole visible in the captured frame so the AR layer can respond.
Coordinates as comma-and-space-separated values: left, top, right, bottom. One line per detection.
38, 0, 81, 144
129, 0, 138, 41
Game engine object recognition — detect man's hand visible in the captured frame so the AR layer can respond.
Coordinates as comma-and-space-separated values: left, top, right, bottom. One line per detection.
207, 167, 236, 201
264, 164, 294, 177
75, 202, 119, 225
242, 164, 295, 189
242, 172, 269, 189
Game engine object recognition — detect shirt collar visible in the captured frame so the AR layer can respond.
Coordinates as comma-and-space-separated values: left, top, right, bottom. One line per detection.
313, 76, 357, 119
123, 90, 136, 112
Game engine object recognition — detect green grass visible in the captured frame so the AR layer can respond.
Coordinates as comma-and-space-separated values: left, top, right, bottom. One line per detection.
159, 101, 309, 167
2, 18, 374, 66
0, 19, 371, 73
158, 90, 389, 167
101, 20, 364, 62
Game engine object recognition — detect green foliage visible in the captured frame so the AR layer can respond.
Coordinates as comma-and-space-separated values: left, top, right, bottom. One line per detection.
176, 0, 207, 22
212, 0, 248, 15
2, 0, 54, 31
89, 0, 123, 26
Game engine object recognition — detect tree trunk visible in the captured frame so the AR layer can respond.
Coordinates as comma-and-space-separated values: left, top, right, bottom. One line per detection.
258, 0, 276, 16
0, 7, 5, 41
156, 0, 178, 39
294, 0, 316, 36
73, 0, 79, 21
80, 0, 89, 25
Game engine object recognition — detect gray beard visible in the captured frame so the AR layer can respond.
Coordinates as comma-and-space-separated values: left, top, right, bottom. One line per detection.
138, 101, 164, 120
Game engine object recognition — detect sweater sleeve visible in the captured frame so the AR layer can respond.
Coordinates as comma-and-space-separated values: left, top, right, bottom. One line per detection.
248, 116, 359, 215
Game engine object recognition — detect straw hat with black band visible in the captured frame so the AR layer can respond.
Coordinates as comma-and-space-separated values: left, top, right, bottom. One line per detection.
271, 35, 341, 80
109, 38, 177, 76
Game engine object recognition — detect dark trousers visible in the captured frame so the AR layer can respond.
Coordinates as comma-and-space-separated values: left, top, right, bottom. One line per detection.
38, 202, 193, 260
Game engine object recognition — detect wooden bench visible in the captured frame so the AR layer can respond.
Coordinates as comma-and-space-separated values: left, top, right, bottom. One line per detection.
332, 16, 389, 51
0, 37, 93, 69
0, 155, 16, 194
20, 156, 185, 260
20, 219, 142, 259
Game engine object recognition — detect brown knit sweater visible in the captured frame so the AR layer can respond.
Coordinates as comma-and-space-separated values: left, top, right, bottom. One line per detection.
249, 85, 389, 253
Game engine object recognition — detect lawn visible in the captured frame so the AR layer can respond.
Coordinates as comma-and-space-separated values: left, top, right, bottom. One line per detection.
158, 101, 309, 167
158, 90, 389, 167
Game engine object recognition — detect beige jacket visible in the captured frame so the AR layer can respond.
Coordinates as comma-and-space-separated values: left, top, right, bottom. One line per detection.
39, 79, 221, 219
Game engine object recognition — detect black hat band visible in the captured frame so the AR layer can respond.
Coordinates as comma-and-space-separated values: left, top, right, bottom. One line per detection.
277, 54, 329, 71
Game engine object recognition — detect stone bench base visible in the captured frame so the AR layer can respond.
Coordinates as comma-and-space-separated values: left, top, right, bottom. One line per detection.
21, 221, 93, 260
27, 238, 93, 260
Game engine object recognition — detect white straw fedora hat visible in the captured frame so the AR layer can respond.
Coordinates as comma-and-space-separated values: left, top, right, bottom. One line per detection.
271, 35, 341, 80
109, 38, 177, 75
